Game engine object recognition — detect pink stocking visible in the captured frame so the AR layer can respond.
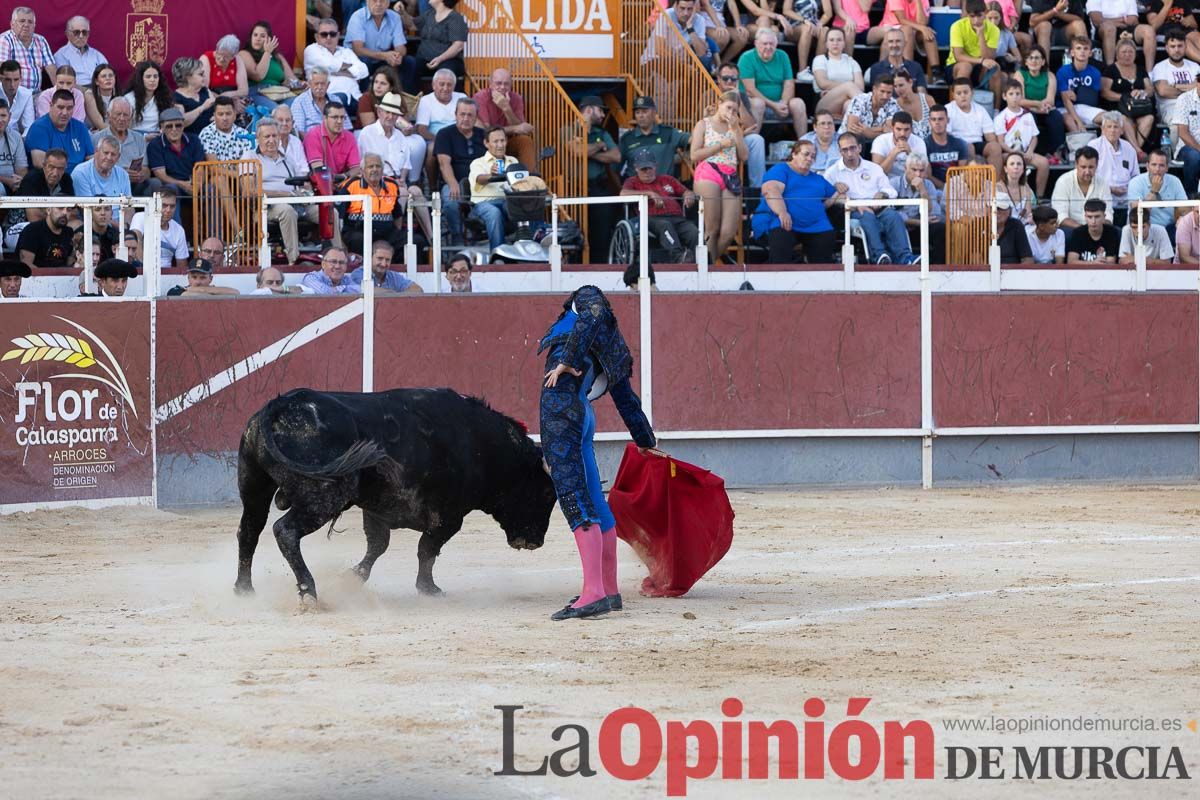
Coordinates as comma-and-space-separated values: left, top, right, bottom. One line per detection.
572, 525, 605, 608
601, 527, 618, 596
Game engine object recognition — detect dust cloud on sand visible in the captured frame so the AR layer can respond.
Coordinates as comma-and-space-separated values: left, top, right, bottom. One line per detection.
2, 486, 1198, 799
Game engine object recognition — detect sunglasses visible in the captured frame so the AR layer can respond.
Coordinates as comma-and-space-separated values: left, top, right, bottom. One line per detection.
162, 122, 183, 129
318, 31, 338, 38
70, 29, 89, 36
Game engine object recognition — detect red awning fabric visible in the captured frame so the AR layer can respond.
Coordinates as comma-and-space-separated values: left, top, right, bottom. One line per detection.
608, 444, 735, 597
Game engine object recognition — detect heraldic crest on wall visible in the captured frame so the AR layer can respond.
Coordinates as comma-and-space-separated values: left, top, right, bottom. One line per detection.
127, 0, 168, 67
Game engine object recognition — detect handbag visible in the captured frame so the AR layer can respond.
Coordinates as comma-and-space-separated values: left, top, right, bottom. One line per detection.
1119, 92, 1154, 119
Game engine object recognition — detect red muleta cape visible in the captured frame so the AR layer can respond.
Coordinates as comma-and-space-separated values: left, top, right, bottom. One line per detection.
608, 444, 735, 597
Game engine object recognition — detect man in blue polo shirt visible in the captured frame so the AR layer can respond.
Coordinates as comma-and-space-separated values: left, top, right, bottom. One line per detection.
24, 89, 92, 171
147, 107, 204, 200
346, 0, 412, 87
71, 134, 130, 197
751, 139, 846, 264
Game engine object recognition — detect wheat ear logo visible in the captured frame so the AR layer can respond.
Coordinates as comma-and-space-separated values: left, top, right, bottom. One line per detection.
2, 315, 139, 418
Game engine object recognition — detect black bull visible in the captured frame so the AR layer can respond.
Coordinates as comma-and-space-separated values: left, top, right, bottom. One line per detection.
234, 388, 558, 600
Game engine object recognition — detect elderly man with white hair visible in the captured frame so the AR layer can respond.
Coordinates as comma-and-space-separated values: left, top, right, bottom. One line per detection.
304, 18, 368, 102
1088, 111, 1140, 224
71, 135, 131, 197
0, 7, 54, 92
359, 91, 426, 181
53, 16, 106, 86
736, 28, 809, 140
92, 96, 156, 195
271, 105, 311, 177
254, 118, 319, 264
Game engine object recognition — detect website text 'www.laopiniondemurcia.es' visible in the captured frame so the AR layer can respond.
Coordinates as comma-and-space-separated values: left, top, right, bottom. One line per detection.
494, 699, 1194, 795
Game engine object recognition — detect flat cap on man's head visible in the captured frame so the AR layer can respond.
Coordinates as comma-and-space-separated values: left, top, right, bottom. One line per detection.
378, 92, 405, 115
632, 95, 656, 110
187, 257, 213, 274
159, 107, 184, 123
579, 95, 604, 111
0, 259, 31, 278
632, 148, 657, 168
95, 258, 137, 279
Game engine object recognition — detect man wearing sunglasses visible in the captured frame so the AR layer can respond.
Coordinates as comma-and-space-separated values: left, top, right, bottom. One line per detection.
147, 107, 203, 227
303, 18, 368, 103
52, 16, 106, 87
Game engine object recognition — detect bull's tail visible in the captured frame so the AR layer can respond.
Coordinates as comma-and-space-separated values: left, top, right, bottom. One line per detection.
260, 399, 389, 481
265, 435, 389, 481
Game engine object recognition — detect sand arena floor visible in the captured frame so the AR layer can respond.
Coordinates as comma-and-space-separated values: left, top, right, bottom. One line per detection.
1, 485, 1198, 799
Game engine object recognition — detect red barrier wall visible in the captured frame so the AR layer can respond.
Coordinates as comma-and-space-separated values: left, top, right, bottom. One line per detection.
156, 297, 361, 457
933, 294, 1199, 427
372, 293, 641, 434
651, 294, 923, 430
144, 292, 1200, 461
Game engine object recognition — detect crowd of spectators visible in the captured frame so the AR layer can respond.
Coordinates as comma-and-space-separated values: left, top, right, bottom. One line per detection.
10, 0, 1200, 301
638, 0, 1200, 266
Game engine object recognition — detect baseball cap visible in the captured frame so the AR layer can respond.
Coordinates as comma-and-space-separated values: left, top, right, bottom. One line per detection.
994, 196, 1012, 210
632, 95, 656, 110
187, 257, 213, 274
579, 95, 604, 110
632, 148, 657, 168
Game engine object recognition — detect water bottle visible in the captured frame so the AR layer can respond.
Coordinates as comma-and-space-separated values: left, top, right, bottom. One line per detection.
1161, 128, 1172, 155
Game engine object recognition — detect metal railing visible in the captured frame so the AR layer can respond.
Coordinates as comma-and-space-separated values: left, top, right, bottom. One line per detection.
192, 159, 263, 268
621, 0, 721, 131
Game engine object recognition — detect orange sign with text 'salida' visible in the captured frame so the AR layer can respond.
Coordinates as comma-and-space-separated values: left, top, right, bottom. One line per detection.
461, 0, 620, 77
126, 0, 169, 68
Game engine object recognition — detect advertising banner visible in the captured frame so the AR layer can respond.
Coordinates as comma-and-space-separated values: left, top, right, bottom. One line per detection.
0, 302, 153, 507
462, 0, 620, 77
0, 0, 303, 83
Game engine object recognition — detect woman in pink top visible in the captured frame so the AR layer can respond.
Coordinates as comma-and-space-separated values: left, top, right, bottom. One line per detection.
831, 0, 881, 49
880, 0, 940, 81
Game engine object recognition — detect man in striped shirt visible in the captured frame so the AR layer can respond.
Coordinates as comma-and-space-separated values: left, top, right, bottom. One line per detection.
0, 7, 54, 92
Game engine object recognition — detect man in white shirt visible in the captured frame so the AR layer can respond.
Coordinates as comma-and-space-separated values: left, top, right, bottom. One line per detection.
1172, 82, 1200, 194
825, 131, 919, 264
253, 119, 318, 264
0, 59, 33, 134
130, 187, 190, 269
358, 91, 424, 179
1119, 206, 1175, 263
1050, 145, 1112, 228
871, 111, 928, 180
1151, 31, 1200, 127
415, 68, 465, 185
303, 19, 368, 102
271, 105, 311, 177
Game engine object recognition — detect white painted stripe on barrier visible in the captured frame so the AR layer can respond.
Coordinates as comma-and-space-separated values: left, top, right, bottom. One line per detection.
154, 300, 364, 423
0, 495, 156, 515
737, 575, 1200, 632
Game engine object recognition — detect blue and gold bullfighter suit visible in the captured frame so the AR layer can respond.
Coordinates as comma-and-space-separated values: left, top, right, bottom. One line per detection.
538, 285, 656, 620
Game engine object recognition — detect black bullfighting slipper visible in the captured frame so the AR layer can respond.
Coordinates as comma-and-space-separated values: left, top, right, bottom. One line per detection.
551, 596, 611, 621
569, 593, 622, 610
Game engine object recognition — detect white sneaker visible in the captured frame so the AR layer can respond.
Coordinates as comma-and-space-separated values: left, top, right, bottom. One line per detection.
796, 68, 814, 83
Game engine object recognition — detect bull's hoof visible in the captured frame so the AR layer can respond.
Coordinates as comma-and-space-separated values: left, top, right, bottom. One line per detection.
233, 581, 255, 597
351, 564, 371, 582
416, 581, 444, 596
